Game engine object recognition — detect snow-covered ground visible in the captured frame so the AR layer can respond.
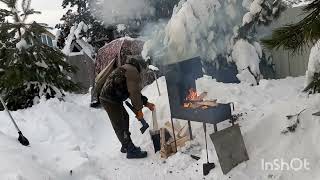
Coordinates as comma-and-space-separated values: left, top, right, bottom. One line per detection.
1, 76, 320, 180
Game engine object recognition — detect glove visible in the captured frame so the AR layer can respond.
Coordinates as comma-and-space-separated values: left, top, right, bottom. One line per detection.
141, 95, 148, 106
135, 110, 144, 120
145, 102, 155, 111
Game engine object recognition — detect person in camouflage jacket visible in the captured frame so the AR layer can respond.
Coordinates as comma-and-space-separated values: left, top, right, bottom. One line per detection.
99, 56, 155, 159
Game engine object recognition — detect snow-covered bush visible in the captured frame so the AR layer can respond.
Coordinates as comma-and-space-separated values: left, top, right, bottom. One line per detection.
142, 0, 285, 85
232, 39, 262, 85
143, 0, 244, 64
0, 0, 78, 110
304, 40, 320, 93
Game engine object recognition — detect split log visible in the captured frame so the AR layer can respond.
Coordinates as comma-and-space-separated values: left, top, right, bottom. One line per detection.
184, 99, 218, 109
160, 127, 191, 159
160, 128, 175, 158
196, 100, 218, 107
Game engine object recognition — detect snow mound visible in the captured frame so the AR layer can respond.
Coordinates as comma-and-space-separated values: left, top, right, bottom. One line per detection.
232, 39, 261, 85
305, 40, 320, 87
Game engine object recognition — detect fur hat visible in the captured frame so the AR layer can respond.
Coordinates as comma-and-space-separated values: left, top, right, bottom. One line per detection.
126, 55, 147, 72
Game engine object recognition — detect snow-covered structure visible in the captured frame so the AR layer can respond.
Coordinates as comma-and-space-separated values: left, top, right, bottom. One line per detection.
61, 22, 96, 93
40, 30, 56, 48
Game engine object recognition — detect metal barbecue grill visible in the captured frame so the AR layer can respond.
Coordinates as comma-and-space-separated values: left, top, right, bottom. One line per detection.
163, 57, 249, 175
164, 57, 232, 137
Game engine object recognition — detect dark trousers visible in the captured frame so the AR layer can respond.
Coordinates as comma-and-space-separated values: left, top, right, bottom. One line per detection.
101, 99, 132, 147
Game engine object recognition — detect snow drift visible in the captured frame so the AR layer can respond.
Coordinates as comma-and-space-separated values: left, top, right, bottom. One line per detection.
232, 39, 262, 85
305, 40, 320, 87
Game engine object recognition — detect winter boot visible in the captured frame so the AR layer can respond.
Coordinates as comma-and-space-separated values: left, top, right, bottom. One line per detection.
120, 145, 141, 153
126, 143, 147, 159
120, 131, 141, 153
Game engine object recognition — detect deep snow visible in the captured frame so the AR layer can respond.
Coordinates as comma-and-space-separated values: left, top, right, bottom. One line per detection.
1, 76, 320, 180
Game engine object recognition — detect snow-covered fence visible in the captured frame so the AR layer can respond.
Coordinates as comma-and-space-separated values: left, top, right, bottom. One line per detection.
264, 7, 311, 78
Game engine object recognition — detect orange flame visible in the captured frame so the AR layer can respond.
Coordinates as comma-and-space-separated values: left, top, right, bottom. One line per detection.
183, 89, 214, 109
183, 88, 204, 108
185, 88, 201, 101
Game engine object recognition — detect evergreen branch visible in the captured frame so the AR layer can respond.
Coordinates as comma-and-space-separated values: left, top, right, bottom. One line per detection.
0, 0, 16, 8
303, 0, 320, 12
261, 0, 320, 53
0, 9, 13, 16
21, 9, 41, 22
21, 0, 31, 13
21, 0, 32, 22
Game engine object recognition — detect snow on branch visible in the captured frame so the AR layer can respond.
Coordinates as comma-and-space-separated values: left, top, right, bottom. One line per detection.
16, 38, 29, 50
232, 39, 261, 85
62, 21, 95, 59
305, 40, 320, 88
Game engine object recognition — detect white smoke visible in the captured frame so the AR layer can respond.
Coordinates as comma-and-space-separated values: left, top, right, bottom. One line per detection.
91, 0, 155, 25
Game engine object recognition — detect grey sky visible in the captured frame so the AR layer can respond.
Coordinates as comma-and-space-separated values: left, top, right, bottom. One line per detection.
0, 0, 64, 27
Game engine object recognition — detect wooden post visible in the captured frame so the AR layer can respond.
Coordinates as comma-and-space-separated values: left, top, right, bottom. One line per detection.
170, 118, 178, 152
188, 120, 193, 140
153, 71, 161, 96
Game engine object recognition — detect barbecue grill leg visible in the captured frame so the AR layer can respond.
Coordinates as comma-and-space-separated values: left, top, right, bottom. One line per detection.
170, 118, 178, 152
188, 120, 193, 140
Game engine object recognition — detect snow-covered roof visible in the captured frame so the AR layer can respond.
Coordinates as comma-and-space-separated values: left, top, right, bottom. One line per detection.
75, 39, 95, 59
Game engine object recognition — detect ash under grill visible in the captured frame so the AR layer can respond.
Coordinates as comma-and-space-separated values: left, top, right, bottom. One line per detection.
165, 57, 232, 124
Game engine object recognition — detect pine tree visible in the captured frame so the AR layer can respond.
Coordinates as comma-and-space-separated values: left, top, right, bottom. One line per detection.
56, 0, 110, 50
237, 0, 287, 40
56, 0, 180, 51
0, 0, 78, 110
234, 0, 286, 80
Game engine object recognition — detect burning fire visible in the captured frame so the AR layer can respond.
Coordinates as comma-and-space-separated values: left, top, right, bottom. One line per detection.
183, 88, 211, 109
185, 88, 202, 102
